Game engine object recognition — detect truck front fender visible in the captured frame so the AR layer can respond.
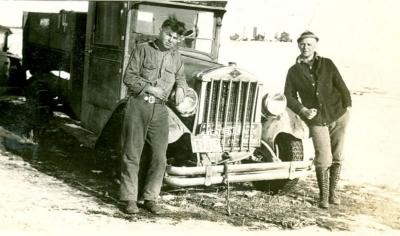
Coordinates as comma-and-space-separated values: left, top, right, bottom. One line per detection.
95, 99, 191, 152
261, 108, 309, 147
166, 106, 191, 143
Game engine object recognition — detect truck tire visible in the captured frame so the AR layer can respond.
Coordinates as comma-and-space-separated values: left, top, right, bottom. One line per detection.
253, 133, 303, 194
24, 73, 53, 141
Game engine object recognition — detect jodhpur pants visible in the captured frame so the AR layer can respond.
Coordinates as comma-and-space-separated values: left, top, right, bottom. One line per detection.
119, 96, 169, 202
310, 110, 350, 169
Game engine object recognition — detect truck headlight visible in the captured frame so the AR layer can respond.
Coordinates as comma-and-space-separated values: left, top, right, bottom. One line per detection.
262, 93, 287, 116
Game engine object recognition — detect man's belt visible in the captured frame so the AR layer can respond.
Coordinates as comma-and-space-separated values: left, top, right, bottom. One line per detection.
140, 95, 165, 104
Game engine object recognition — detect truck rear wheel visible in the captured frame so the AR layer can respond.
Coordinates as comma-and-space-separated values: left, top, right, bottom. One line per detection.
94, 102, 126, 177
253, 133, 303, 194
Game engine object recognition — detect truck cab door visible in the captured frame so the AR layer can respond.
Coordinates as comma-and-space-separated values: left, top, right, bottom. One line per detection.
81, 2, 127, 134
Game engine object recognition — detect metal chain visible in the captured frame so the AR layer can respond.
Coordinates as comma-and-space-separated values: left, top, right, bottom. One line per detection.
223, 162, 231, 215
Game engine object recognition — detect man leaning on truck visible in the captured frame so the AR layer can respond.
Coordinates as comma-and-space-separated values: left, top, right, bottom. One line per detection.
120, 15, 188, 214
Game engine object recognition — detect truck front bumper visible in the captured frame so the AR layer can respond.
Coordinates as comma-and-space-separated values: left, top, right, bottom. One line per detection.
164, 160, 313, 187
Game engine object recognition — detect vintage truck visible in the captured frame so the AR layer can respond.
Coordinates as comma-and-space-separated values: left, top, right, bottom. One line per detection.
22, 1, 313, 193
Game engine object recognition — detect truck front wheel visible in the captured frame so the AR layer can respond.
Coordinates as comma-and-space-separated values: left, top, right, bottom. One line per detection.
253, 133, 303, 194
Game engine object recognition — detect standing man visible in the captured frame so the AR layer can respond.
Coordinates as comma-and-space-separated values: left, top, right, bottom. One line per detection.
120, 16, 188, 214
284, 31, 352, 209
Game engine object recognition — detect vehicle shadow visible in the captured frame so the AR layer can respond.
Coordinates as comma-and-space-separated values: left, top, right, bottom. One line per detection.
0, 96, 121, 208
0, 95, 251, 223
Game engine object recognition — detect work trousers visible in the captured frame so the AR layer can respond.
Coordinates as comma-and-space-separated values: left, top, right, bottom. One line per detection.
119, 96, 169, 202
310, 110, 350, 169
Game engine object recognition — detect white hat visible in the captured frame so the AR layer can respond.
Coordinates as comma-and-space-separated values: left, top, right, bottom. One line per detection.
175, 87, 198, 117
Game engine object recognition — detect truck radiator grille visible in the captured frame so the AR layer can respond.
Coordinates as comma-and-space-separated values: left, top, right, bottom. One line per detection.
201, 80, 261, 151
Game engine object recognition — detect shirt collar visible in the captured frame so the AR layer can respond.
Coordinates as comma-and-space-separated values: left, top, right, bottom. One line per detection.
296, 52, 319, 65
149, 40, 160, 50
149, 39, 177, 53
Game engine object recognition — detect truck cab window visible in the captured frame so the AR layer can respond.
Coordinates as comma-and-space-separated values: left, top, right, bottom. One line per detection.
191, 12, 213, 53
134, 4, 214, 54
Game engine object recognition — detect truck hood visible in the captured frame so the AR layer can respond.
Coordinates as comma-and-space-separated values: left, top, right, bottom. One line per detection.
195, 65, 260, 83
182, 53, 260, 87
181, 53, 222, 87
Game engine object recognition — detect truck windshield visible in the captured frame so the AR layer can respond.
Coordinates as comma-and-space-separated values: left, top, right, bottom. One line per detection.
134, 4, 215, 55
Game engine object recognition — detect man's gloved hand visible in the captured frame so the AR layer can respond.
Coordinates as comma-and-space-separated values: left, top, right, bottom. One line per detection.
300, 107, 318, 120
175, 87, 185, 105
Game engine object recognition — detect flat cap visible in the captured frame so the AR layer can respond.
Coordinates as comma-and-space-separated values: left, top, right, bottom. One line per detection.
297, 31, 319, 43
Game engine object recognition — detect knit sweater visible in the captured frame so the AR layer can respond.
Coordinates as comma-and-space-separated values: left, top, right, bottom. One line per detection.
284, 55, 352, 125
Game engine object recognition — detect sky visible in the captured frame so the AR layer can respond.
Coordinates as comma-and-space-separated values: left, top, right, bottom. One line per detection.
223, 0, 319, 39
0, 0, 87, 27
1, 0, 399, 43
0, 0, 399, 92
0, 0, 317, 36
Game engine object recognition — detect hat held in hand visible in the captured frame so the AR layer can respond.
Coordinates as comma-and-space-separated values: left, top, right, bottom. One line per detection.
174, 88, 198, 117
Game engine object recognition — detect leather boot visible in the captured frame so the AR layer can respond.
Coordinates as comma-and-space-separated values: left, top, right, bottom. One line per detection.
329, 163, 341, 205
144, 200, 164, 215
316, 168, 329, 209
124, 200, 139, 214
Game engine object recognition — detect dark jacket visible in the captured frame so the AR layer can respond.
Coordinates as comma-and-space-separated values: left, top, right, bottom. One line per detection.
284, 55, 352, 126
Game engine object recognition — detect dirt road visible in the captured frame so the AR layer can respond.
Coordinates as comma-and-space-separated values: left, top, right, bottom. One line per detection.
0, 92, 399, 236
